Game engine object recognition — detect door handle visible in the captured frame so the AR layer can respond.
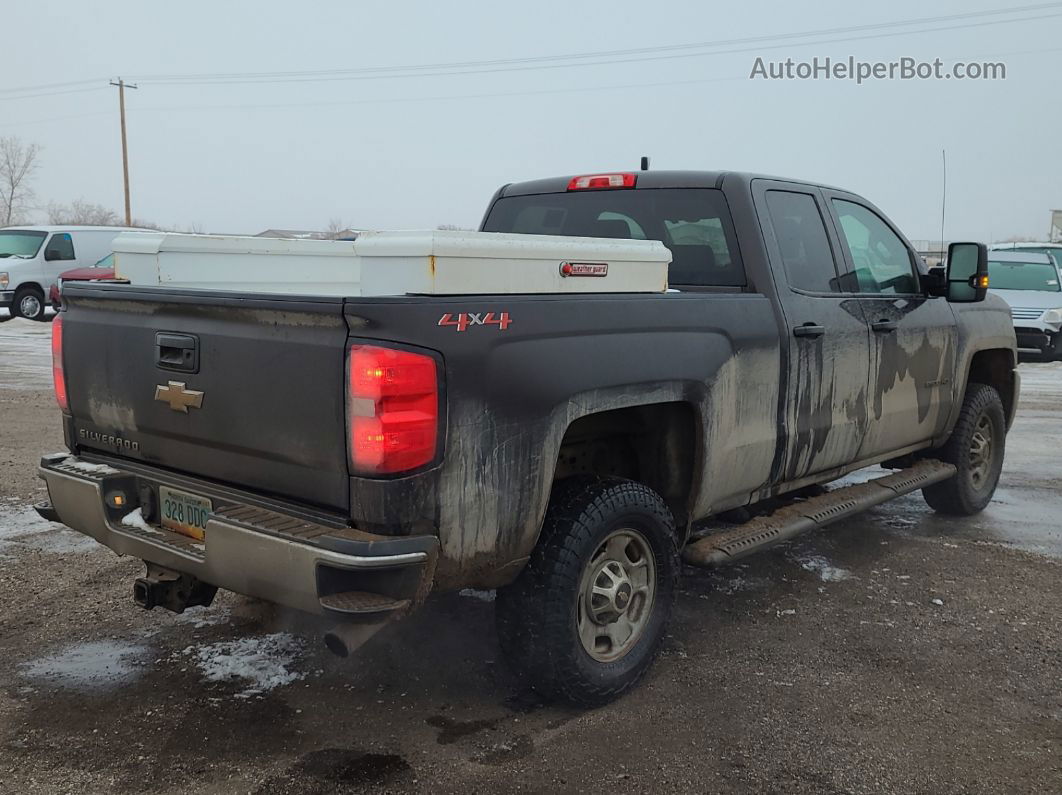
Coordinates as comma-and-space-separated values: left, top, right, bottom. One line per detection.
871, 320, 898, 333
156, 332, 200, 373
793, 323, 825, 338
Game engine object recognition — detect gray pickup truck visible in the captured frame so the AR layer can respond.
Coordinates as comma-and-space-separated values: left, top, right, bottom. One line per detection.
38, 170, 1018, 705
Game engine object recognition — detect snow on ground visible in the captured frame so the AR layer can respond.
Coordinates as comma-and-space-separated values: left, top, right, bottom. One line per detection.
21, 640, 150, 690
702, 570, 772, 595
171, 605, 231, 629
181, 633, 308, 698
791, 553, 852, 582
0, 500, 99, 559
0, 316, 53, 390
458, 588, 496, 602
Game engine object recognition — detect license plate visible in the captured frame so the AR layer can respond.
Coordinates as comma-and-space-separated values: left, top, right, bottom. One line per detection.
158, 486, 212, 541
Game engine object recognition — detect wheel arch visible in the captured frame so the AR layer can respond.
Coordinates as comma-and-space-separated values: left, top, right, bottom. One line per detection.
549, 400, 700, 543
13, 280, 45, 296
960, 347, 1017, 430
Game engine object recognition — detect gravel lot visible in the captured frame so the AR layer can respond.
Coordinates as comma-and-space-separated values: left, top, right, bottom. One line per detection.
0, 317, 1059, 794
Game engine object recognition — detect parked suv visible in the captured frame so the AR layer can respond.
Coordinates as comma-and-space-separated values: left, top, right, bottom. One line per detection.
0, 226, 143, 321
987, 250, 1062, 360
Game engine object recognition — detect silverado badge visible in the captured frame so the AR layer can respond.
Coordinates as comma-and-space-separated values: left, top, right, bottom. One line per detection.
155, 381, 204, 413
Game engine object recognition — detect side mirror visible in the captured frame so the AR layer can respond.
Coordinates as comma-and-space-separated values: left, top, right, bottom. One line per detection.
44, 249, 60, 262
944, 242, 989, 303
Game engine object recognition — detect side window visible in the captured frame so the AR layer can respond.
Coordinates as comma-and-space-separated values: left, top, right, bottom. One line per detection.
832, 201, 919, 294
764, 190, 839, 293
45, 233, 75, 262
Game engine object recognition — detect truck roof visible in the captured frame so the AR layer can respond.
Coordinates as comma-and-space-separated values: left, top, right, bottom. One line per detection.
990, 241, 1062, 250
497, 169, 844, 197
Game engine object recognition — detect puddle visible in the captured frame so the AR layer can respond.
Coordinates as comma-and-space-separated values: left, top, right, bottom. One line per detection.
426, 714, 501, 744
21, 640, 150, 691
182, 633, 307, 698
254, 749, 411, 793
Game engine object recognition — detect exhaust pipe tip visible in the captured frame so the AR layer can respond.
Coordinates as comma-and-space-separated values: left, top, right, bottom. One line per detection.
322, 622, 386, 658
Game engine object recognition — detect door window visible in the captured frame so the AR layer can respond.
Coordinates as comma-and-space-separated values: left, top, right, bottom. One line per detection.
832, 201, 919, 294
44, 233, 76, 262
764, 191, 840, 293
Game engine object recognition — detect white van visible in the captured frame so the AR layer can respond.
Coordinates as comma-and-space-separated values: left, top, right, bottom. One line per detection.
0, 226, 147, 320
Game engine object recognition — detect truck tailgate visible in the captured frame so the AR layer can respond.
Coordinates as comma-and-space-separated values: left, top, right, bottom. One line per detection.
62, 287, 351, 511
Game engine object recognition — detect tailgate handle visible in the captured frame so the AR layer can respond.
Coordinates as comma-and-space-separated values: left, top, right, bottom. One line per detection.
156, 332, 199, 374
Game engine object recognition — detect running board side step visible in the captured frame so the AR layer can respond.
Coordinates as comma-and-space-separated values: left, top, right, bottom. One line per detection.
683, 460, 956, 568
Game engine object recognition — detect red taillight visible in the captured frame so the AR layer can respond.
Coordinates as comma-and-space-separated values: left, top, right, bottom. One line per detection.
52, 315, 69, 414
347, 345, 439, 475
567, 173, 637, 191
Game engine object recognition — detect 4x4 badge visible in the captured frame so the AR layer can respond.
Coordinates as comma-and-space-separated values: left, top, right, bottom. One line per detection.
155, 381, 204, 413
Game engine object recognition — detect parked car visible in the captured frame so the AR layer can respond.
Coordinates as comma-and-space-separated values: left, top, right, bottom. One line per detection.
0, 226, 142, 321
990, 241, 1062, 269
49, 253, 116, 310
987, 250, 1062, 360
37, 170, 1017, 705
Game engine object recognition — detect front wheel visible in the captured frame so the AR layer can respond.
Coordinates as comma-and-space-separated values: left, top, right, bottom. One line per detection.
495, 477, 679, 706
13, 286, 46, 321
922, 383, 1006, 516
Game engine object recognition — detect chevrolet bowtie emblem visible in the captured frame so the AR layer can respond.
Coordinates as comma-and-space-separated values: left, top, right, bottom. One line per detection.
154, 381, 204, 413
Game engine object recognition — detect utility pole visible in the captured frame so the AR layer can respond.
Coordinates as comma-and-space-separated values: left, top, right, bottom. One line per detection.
110, 77, 138, 225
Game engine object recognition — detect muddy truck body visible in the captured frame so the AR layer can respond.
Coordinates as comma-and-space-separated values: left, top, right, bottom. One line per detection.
38, 171, 1018, 703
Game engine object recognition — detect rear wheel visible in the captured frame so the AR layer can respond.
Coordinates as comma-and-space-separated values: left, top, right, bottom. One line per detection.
495, 477, 679, 706
922, 383, 1006, 516
13, 286, 46, 321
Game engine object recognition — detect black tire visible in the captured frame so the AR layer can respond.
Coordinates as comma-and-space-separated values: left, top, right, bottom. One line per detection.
922, 383, 1006, 516
495, 476, 679, 706
13, 286, 46, 321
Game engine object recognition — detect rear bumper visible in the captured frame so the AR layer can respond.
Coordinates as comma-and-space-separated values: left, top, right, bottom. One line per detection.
38, 453, 438, 618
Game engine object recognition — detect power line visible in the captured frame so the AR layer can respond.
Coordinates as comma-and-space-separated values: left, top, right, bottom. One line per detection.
0, 78, 107, 97
126, 3, 1062, 85
130, 11, 1062, 88
1, 2, 1058, 97
0, 85, 108, 102
1, 44, 1059, 131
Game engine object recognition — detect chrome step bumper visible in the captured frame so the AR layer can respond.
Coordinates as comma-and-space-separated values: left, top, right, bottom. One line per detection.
38, 453, 438, 618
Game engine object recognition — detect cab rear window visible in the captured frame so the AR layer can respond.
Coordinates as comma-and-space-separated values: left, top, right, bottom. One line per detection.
482, 188, 745, 287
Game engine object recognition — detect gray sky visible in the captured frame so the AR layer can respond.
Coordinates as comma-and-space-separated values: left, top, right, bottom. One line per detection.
3, 0, 1060, 241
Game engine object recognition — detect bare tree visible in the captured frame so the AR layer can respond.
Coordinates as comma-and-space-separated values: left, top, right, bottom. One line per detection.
46, 199, 119, 226
437, 224, 474, 231
0, 136, 41, 226
323, 217, 348, 239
